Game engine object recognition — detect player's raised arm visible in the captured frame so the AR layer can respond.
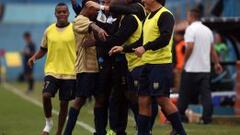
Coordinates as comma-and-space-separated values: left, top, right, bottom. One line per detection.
71, 0, 82, 15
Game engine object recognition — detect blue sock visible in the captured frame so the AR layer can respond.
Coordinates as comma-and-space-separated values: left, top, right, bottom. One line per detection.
94, 107, 107, 135
149, 102, 158, 131
64, 107, 79, 135
137, 114, 151, 135
130, 102, 139, 125
167, 112, 187, 135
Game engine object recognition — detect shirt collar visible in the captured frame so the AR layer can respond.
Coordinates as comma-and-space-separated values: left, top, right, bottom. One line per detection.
191, 21, 202, 25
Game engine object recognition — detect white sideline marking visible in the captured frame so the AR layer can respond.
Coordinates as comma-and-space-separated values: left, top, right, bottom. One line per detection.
2, 83, 95, 133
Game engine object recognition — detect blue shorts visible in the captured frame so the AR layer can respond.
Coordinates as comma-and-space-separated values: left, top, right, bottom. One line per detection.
138, 64, 173, 97
43, 75, 76, 101
75, 73, 99, 98
24, 64, 33, 74
127, 66, 143, 92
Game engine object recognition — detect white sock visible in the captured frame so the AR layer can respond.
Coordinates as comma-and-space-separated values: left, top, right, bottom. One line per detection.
43, 117, 53, 133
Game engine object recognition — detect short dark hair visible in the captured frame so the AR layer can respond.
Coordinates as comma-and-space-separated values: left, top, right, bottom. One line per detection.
82, 0, 88, 7
131, 0, 142, 3
56, 2, 67, 7
23, 31, 31, 38
55, 2, 68, 10
82, 0, 98, 8
190, 8, 201, 20
156, 0, 165, 6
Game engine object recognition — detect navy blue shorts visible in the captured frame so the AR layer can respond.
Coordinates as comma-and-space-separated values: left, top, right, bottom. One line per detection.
138, 64, 173, 97
24, 65, 33, 74
127, 66, 143, 92
43, 75, 76, 101
75, 73, 99, 98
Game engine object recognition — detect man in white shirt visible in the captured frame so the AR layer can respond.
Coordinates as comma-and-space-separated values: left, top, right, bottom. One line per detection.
177, 8, 223, 124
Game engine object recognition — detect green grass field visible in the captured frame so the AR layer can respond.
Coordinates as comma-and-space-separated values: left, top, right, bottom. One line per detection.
1, 82, 240, 135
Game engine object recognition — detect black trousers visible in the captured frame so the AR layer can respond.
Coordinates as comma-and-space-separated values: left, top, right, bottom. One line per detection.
109, 59, 128, 134
177, 71, 213, 123
98, 56, 129, 134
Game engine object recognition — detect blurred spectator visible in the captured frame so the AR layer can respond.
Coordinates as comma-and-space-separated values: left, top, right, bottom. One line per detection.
22, 32, 36, 93
174, 31, 186, 71
214, 33, 228, 61
177, 8, 223, 124
0, 49, 5, 83
0, 3, 4, 21
173, 31, 186, 92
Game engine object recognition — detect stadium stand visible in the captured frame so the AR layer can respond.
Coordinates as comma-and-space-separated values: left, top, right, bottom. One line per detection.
0, 3, 3, 21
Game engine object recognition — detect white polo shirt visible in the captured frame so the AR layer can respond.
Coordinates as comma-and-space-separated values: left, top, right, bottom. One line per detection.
184, 21, 214, 73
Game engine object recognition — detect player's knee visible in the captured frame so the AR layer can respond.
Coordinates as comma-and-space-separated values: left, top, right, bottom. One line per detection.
94, 96, 107, 108
42, 92, 52, 99
72, 97, 86, 109
95, 99, 106, 108
94, 102, 103, 108
138, 97, 151, 110
156, 97, 170, 106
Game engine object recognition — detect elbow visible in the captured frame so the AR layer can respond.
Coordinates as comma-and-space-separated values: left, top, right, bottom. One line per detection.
161, 34, 172, 47
40, 47, 47, 52
151, 42, 170, 51
155, 39, 171, 50
162, 40, 171, 47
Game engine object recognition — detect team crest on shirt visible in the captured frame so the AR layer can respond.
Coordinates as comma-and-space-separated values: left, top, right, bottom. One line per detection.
134, 80, 139, 87
153, 82, 160, 90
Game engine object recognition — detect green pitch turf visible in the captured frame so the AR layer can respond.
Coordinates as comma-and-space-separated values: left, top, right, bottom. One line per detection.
0, 82, 240, 135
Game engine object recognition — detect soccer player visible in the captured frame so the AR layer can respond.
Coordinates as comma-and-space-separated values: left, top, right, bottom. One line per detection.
28, 3, 76, 135
107, 0, 159, 133
95, 0, 147, 134
108, 6, 144, 130
83, 0, 133, 134
22, 31, 35, 93
63, 0, 108, 135
134, 0, 187, 134
86, 0, 144, 133
69, 0, 117, 134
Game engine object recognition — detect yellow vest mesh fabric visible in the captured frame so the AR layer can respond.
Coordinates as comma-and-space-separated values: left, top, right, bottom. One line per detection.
142, 7, 174, 64
124, 15, 144, 71
44, 23, 76, 78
